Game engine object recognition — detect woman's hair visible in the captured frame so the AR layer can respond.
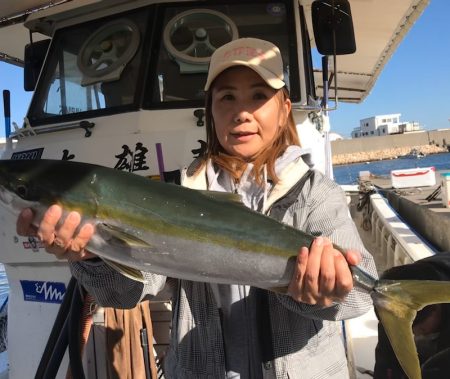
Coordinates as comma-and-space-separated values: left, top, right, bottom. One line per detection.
201, 86, 300, 184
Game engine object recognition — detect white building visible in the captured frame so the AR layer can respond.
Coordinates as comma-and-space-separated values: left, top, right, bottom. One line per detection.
351, 114, 421, 138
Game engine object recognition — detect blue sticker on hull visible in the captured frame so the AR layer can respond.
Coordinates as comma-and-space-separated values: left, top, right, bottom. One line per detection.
20, 280, 66, 304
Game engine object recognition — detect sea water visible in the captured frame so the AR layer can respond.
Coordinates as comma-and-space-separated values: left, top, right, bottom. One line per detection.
0, 266, 6, 308
334, 152, 450, 185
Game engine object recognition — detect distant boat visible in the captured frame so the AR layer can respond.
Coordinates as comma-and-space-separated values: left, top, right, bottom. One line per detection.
399, 148, 426, 159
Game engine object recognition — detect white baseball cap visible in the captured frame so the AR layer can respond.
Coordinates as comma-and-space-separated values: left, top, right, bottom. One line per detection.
204, 37, 286, 91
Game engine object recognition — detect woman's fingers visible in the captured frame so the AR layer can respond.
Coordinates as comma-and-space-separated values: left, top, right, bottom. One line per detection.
289, 237, 356, 306
16, 208, 37, 236
50, 211, 81, 251
37, 204, 63, 245
344, 249, 361, 266
67, 223, 96, 261
17, 205, 96, 261
46, 210, 95, 260
333, 256, 353, 300
288, 247, 308, 302
318, 241, 336, 301
301, 237, 323, 303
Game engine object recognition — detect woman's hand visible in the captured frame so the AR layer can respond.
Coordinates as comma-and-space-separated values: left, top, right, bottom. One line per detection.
287, 236, 360, 306
16, 205, 96, 261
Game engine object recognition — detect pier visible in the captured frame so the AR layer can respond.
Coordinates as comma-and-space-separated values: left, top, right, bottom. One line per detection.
332, 129, 450, 165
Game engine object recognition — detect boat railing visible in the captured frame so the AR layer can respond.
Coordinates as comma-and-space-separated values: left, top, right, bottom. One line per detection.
370, 192, 435, 268
345, 188, 436, 378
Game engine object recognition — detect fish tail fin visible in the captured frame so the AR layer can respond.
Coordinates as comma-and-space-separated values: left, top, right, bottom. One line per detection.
373, 280, 450, 379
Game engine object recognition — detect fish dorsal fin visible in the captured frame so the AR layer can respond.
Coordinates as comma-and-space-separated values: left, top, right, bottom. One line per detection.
97, 223, 152, 248
102, 258, 145, 283
198, 190, 243, 204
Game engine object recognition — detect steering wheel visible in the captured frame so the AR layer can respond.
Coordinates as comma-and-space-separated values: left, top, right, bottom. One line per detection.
77, 19, 140, 78
163, 9, 238, 67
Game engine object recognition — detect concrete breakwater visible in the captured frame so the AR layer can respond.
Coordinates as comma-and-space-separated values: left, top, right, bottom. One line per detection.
331, 129, 450, 165
333, 144, 447, 165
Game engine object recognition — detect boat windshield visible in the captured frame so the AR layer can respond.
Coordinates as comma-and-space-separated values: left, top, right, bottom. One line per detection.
143, 1, 298, 109
26, 0, 299, 126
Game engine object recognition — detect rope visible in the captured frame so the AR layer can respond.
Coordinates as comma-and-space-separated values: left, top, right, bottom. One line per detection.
357, 180, 376, 231
65, 293, 95, 379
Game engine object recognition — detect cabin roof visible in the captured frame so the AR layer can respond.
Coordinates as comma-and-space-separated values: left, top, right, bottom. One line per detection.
0, 0, 430, 103
305, 0, 429, 103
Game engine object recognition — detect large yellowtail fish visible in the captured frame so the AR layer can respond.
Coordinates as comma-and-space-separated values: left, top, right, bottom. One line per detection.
0, 159, 449, 379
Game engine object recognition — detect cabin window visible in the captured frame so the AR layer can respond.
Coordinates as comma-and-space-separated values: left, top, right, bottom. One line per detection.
26, 1, 299, 124
27, 8, 150, 125
143, 0, 299, 109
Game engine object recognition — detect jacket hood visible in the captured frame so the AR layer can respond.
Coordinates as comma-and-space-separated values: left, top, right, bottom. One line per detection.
182, 146, 312, 213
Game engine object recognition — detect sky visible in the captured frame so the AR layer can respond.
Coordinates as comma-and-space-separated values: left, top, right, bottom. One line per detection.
329, 0, 450, 137
0, 0, 449, 139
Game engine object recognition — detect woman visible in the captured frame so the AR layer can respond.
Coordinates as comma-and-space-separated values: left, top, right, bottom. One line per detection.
17, 38, 377, 378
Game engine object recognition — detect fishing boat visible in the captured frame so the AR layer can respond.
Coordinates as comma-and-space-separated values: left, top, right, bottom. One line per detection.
0, 1, 438, 378
399, 148, 426, 159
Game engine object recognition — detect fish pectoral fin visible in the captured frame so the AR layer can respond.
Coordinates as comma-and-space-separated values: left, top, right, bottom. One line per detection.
97, 223, 152, 249
374, 293, 421, 379
268, 286, 289, 294
198, 190, 243, 204
102, 258, 146, 283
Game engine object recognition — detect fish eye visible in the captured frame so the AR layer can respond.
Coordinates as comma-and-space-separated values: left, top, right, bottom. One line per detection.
16, 184, 28, 199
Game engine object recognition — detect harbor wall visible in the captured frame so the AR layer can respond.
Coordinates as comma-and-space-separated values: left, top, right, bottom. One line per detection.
331, 129, 450, 165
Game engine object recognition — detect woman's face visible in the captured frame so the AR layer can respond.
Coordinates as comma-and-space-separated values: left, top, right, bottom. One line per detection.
211, 66, 291, 160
